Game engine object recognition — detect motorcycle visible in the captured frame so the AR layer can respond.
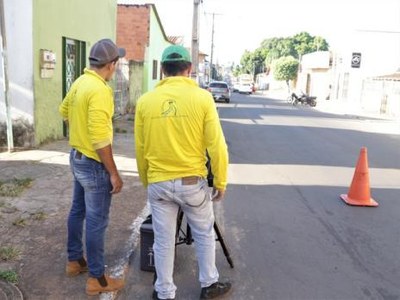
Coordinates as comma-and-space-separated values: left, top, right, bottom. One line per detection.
289, 92, 317, 107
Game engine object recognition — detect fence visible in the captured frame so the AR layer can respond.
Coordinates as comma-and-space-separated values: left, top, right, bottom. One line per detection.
361, 78, 400, 118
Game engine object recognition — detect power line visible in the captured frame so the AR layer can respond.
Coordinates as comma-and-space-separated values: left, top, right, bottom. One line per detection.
356, 29, 400, 34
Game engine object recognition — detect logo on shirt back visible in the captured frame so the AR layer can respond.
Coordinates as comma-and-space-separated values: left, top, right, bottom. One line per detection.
161, 99, 177, 117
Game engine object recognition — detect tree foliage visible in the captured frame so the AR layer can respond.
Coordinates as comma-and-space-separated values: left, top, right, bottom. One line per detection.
238, 31, 329, 76
240, 50, 253, 74
232, 64, 241, 77
273, 56, 299, 89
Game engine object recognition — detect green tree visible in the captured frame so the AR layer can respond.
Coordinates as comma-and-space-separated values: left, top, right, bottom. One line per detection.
293, 32, 314, 57
313, 36, 329, 51
259, 32, 329, 62
262, 37, 296, 64
240, 50, 254, 74
293, 32, 329, 56
232, 65, 241, 77
277, 38, 297, 57
238, 47, 268, 78
237, 32, 329, 77
252, 47, 268, 75
273, 56, 299, 92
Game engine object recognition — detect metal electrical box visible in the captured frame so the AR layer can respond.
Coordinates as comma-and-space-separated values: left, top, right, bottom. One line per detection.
40, 49, 56, 78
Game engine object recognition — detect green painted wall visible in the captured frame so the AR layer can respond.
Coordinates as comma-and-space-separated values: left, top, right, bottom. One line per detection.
33, 0, 117, 145
142, 7, 172, 93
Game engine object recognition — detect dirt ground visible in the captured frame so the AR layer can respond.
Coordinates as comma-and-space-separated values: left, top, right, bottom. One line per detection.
0, 116, 148, 299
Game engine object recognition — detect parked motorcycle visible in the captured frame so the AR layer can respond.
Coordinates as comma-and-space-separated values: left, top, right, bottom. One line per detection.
289, 92, 317, 107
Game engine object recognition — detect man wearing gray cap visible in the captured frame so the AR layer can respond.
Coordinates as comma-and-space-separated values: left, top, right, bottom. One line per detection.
59, 38, 126, 295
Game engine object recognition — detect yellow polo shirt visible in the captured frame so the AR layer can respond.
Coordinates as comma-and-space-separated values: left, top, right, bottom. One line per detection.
59, 68, 114, 162
134, 76, 229, 190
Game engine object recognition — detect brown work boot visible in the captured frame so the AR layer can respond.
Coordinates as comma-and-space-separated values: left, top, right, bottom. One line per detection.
86, 274, 125, 296
66, 257, 88, 276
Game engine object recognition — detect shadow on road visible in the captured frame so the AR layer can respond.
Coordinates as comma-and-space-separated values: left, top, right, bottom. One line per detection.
219, 95, 400, 169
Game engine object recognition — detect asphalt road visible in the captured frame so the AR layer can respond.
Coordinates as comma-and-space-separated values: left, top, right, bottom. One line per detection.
122, 92, 400, 300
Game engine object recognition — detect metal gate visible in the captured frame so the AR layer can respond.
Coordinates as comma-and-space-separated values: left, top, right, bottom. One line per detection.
114, 58, 130, 116
62, 37, 86, 136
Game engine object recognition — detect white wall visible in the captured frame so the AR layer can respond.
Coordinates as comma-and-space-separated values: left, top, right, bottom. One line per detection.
342, 31, 400, 76
332, 29, 400, 107
0, 0, 34, 123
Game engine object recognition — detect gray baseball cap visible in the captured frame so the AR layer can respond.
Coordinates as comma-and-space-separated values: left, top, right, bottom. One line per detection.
89, 38, 126, 66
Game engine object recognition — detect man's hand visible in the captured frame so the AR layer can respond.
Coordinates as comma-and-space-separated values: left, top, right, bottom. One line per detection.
212, 188, 225, 202
110, 173, 123, 194
96, 145, 123, 194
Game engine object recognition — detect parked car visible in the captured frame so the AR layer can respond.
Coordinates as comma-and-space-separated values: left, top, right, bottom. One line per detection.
207, 81, 231, 103
238, 83, 253, 94
232, 82, 240, 92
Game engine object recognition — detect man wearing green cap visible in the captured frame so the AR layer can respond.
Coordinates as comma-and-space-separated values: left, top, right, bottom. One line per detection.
135, 44, 231, 299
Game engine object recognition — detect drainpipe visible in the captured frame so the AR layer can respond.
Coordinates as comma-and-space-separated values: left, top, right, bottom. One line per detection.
0, 0, 13, 152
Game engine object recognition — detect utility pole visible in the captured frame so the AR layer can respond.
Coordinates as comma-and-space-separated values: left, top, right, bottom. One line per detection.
0, 0, 13, 152
207, 12, 221, 81
210, 13, 215, 80
191, 0, 201, 82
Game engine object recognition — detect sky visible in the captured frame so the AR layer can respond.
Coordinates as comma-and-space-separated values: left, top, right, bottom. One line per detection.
119, 0, 400, 65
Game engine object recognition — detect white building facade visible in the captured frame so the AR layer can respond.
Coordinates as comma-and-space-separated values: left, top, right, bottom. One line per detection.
0, 0, 34, 125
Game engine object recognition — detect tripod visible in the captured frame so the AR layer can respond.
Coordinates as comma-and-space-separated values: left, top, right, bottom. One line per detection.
175, 209, 234, 268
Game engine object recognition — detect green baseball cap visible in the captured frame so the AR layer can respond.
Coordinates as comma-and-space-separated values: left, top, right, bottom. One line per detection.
161, 45, 191, 63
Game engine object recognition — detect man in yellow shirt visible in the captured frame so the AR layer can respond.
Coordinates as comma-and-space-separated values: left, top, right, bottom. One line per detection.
59, 38, 125, 296
135, 45, 231, 300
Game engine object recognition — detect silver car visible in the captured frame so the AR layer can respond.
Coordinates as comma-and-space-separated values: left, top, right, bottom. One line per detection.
207, 81, 231, 103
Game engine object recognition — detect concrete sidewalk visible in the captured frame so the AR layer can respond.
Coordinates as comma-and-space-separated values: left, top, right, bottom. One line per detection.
256, 89, 400, 134
315, 98, 400, 122
0, 116, 148, 299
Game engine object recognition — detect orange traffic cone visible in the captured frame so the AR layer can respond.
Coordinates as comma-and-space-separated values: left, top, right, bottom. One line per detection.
340, 147, 378, 207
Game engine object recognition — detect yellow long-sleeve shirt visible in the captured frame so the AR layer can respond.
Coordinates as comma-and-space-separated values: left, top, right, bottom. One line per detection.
134, 76, 229, 190
59, 68, 114, 162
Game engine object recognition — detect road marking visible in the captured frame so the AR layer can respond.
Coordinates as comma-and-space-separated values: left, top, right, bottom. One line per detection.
228, 164, 400, 188
100, 204, 150, 300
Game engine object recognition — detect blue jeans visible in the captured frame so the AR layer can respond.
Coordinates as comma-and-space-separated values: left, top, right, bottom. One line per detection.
149, 178, 219, 299
67, 149, 112, 278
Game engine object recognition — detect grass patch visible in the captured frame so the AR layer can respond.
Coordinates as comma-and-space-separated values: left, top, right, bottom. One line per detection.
0, 270, 19, 284
0, 246, 20, 261
12, 217, 27, 227
0, 177, 33, 197
31, 211, 47, 221
114, 127, 127, 134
